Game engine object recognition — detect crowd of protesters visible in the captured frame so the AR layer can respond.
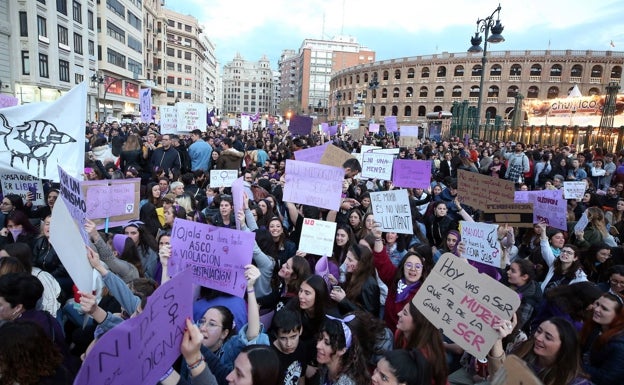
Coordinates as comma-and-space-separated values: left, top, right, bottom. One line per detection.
3, 118, 624, 385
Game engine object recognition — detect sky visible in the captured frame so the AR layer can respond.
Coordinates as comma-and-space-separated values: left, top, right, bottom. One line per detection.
164, 0, 624, 69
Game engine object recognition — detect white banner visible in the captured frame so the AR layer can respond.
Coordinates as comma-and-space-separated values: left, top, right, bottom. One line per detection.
159, 106, 177, 134
370, 189, 413, 234
361, 152, 394, 180
299, 218, 336, 256
176, 102, 206, 132
210, 170, 239, 188
0, 82, 86, 181
563, 181, 586, 200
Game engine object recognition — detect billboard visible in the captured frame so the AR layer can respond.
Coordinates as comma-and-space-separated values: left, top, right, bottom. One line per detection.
522, 94, 624, 126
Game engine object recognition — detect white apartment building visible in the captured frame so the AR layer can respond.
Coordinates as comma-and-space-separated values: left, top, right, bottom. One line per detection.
222, 53, 273, 116
199, 31, 218, 112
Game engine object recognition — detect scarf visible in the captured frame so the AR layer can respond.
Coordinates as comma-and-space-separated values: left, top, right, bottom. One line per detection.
396, 279, 421, 303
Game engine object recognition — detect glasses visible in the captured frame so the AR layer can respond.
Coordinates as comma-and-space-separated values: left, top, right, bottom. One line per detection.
196, 319, 222, 329
560, 249, 575, 255
610, 279, 624, 287
405, 262, 423, 270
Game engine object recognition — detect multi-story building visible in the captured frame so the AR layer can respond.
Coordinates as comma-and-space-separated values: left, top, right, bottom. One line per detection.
222, 54, 273, 116
277, 49, 297, 117
143, 0, 167, 108
199, 31, 218, 112
271, 69, 281, 118
8, 0, 97, 113
161, 8, 205, 106
330, 49, 624, 126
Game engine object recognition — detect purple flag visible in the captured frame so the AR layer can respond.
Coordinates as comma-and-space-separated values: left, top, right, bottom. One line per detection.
321, 122, 330, 135
288, 115, 313, 136
384, 116, 398, 133
140, 88, 152, 123
74, 268, 194, 385
392, 159, 432, 189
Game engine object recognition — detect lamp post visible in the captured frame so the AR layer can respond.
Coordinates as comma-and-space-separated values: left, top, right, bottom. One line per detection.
90, 73, 104, 122
467, 4, 505, 139
368, 72, 379, 122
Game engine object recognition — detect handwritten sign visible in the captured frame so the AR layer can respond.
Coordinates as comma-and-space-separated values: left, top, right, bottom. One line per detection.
283, 160, 343, 211
413, 253, 520, 359
384, 116, 398, 133
299, 218, 337, 256
482, 203, 534, 228
231, 176, 244, 230
392, 160, 431, 189
75, 268, 194, 385
319, 144, 355, 168
159, 105, 177, 134
563, 181, 586, 200
83, 178, 140, 229
361, 152, 394, 180
458, 170, 516, 211
58, 165, 89, 244
169, 219, 253, 297
460, 221, 503, 268
398, 125, 419, 147
344, 117, 359, 131
574, 211, 589, 232
0, 171, 45, 205
176, 102, 207, 132
370, 189, 413, 234
369, 123, 380, 133
513, 191, 530, 203
210, 170, 239, 188
294, 142, 330, 163
530, 189, 566, 230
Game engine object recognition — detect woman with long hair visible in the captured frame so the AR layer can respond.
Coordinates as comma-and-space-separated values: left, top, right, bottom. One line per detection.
582, 242, 614, 283
506, 258, 543, 334
85, 219, 140, 282
347, 208, 363, 236
372, 349, 432, 385
32, 215, 73, 300
433, 229, 460, 263
573, 207, 616, 249
123, 220, 159, 280
273, 255, 310, 312
119, 133, 144, 173
395, 302, 448, 385
211, 196, 236, 229
0, 210, 38, 249
580, 292, 624, 385
225, 344, 281, 385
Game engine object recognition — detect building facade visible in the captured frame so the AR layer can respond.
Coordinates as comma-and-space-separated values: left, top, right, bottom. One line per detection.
222, 54, 273, 116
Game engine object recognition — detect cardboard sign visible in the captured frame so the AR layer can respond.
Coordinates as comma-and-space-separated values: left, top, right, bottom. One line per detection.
75, 269, 194, 385
210, 170, 239, 188
563, 181, 586, 200
392, 159, 431, 189
169, 219, 254, 297
0, 171, 45, 205
413, 253, 520, 360
384, 116, 398, 133
458, 170, 516, 211
299, 218, 337, 257
530, 189, 567, 230
490, 355, 543, 385
460, 221, 503, 268
283, 160, 343, 211
83, 178, 141, 229
361, 152, 394, 180
159, 105, 177, 134
58, 165, 89, 244
482, 203, 534, 228
176, 102, 207, 132
350, 127, 367, 142
370, 189, 413, 234
319, 144, 355, 168
398, 125, 419, 147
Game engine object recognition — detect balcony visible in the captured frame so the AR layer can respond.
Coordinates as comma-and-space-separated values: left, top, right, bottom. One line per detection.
529, 76, 541, 82
570, 76, 581, 83
486, 97, 498, 103
468, 97, 478, 103
435, 77, 446, 83
507, 97, 515, 103
470, 76, 481, 82
489, 76, 501, 81
549, 76, 561, 82
590, 77, 601, 84
418, 97, 427, 102
509, 75, 521, 81
453, 76, 463, 82
433, 97, 444, 102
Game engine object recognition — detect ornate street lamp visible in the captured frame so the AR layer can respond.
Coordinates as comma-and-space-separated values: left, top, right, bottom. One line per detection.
467, 4, 505, 139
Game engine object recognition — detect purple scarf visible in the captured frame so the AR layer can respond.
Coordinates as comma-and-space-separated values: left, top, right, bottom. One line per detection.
396, 279, 421, 303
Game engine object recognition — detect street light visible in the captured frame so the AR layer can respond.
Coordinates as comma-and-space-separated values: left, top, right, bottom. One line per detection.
368, 72, 379, 122
467, 3, 505, 139
90, 73, 104, 122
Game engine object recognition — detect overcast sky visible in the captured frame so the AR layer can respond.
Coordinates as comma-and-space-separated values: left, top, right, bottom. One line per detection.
165, 0, 624, 68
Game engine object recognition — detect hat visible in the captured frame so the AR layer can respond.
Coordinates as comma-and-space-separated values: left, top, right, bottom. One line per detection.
112, 234, 130, 255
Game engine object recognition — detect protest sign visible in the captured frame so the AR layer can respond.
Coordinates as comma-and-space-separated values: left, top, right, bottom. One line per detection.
231, 176, 244, 230
288, 115, 313, 136
370, 189, 413, 234
574, 211, 589, 232
384, 116, 398, 133
530, 189, 567, 230
361, 145, 381, 153
0, 94, 18, 108
74, 268, 194, 385
283, 160, 343, 211
457, 170, 515, 211
328, 124, 338, 136
489, 355, 543, 385
58, 165, 89, 244
294, 141, 330, 163
350, 127, 367, 141
299, 218, 337, 257
49, 197, 92, 293
319, 144, 355, 168
413, 253, 520, 359
140, 88, 152, 123
460, 221, 504, 268
392, 159, 431, 189
514, 191, 530, 203
369, 123, 380, 133
210, 170, 239, 188
0, 171, 44, 205
240, 114, 251, 131
344, 117, 359, 131
176, 102, 207, 132
563, 181, 586, 200
169, 219, 254, 297
159, 105, 177, 134
482, 203, 534, 228
398, 125, 419, 147
321, 122, 330, 135
83, 178, 141, 229
361, 152, 394, 180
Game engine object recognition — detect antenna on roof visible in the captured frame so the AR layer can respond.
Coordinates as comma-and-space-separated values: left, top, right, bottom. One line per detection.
322, 12, 325, 40
340, 0, 345, 35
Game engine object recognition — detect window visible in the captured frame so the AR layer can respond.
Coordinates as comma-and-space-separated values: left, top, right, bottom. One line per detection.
128, 58, 142, 76
184, 78, 191, 86
128, 35, 142, 53
184, 24, 192, 32
37, 16, 47, 37
177, 78, 181, 85
58, 25, 69, 47
549, 64, 562, 77
57, 0, 67, 15
88, 40, 94, 55
184, 51, 191, 60
107, 48, 126, 69
127, 11, 141, 31
166, 61, 174, 70
167, 76, 174, 84
39, 53, 49, 78
75, 73, 84, 84
19, 12, 28, 37
106, 0, 125, 18
106, 21, 125, 43
59, 60, 70, 82
73, 33, 82, 54
166, 47, 174, 56
72, 1, 82, 23
571, 65, 583, 78
21, 51, 30, 75
436, 66, 446, 77
184, 65, 191, 74
87, 10, 94, 30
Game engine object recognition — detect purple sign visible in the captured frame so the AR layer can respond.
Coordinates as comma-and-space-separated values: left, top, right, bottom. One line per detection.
329, 124, 338, 136
321, 122, 330, 135
140, 88, 152, 123
0, 94, 18, 109
283, 159, 343, 211
169, 218, 254, 297
84, 179, 140, 227
530, 189, 566, 230
384, 116, 398, 133
288, 115, 313, 136
392, 159, 432, 189
231, 176, 244, 230
369, 123, 380, 133
58, 165, 89, 244
294, 142, 330, 163
74, 268, 194, 385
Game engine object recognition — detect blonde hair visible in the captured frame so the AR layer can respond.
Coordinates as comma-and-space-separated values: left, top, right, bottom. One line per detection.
587, 207, 609, 238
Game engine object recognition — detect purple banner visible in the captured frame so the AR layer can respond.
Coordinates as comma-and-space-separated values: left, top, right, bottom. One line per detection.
140, 88, 152, 123
369, 123, 380, 133
384, 116, 398, 133
392, 159, 432, 189
231, 176, 244, 230
294, 142, 330, 163
288, 115, 313, 136
283, 159, 343, 211
321, 122, 330, 135
169, 218, 254, 297
0, 94, 18, 109
329, 124, 338, 136
530, 189, 566, 230
58, 165, 89, 244
75, 268, 194, 385
83, 179, 140, 227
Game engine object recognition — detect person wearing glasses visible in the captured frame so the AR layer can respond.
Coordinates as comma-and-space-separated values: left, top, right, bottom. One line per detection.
537, 222, 587, 294
598, 265, 624, 295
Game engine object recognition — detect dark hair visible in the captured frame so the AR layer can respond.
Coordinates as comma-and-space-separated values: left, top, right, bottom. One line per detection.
607, 264, 624, 279
542, 281, 603, 323
333, 223, 356, 265
582, 242, 613, 281
0, 272, 43, 310
511, 258, 536, 281
382, 349, 432, 385
1, 242, 33, 271
118, 236, 145, 277
128, 277, 158, 298
581, 292, 624, 352
211, 305, 236, 340
272, 307, 302, 334
284, 255, 311, 295
344, 244, 376, 306
553, 244, 581, 279
3, 193, 26, 213
318, 318, 370, 384
297, 275, 330, 321
347, 310, 392, 367
6, 210, 38, 236
239, 344, 280, 385
342, 158, 362, 173
394, 251, 429, 287
0, 256, 26, 275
